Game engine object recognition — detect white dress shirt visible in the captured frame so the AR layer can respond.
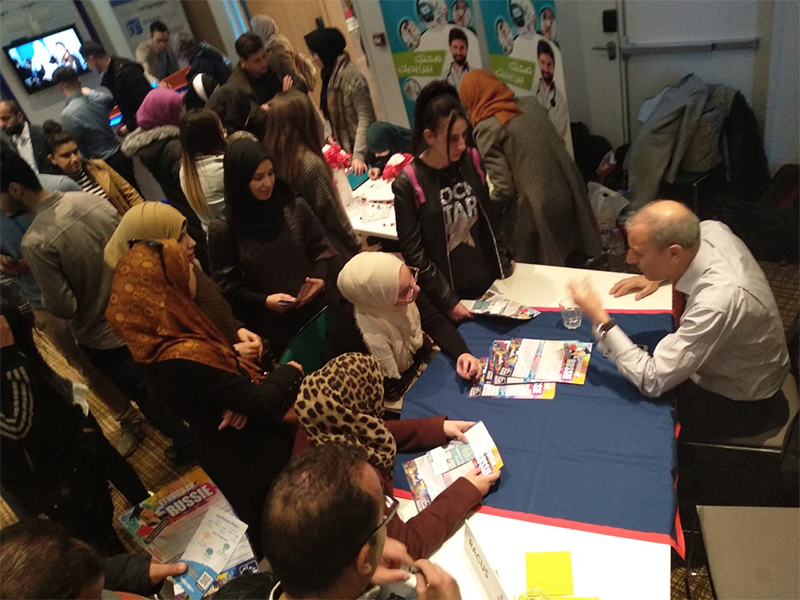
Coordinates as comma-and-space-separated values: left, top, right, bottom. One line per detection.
14, 121, 38, 174
598, 221, 789, 400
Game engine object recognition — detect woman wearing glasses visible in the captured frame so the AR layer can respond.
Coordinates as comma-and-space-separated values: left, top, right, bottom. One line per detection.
293, 353, 499, 560
330, 252, 481, 407
106, 238, 304, 559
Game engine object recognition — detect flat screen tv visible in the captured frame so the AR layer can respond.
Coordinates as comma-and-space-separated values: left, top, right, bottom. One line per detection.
3, 25, 88, 94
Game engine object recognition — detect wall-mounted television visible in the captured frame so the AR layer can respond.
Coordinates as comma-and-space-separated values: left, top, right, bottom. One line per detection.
3, 25, 88, 94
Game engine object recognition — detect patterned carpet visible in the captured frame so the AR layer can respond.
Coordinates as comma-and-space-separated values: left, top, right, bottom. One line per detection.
2, 262, 797, 599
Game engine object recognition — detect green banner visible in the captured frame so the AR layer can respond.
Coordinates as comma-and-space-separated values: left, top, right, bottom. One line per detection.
393, 51, 447, 78
489, 55, 535, 91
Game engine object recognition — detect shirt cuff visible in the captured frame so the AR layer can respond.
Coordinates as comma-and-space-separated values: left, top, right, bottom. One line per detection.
597, 324, 635, 360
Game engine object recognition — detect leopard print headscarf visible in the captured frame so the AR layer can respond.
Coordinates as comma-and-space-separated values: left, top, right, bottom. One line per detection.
295, 353, 396, 471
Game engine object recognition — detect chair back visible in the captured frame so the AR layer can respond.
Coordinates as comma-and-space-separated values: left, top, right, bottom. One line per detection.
279, 305, 335, 374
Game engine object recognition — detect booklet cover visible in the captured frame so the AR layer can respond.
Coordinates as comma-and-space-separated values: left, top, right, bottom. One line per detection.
403, 422, 503, 512
118, 467, 258, 599
488, 338, 592, 386
470, 357, 556, 399
460, 291, 540, 320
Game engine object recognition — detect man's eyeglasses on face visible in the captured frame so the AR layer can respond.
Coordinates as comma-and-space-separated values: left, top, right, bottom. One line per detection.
355, 494, 399, 554
397, 266, 420, 304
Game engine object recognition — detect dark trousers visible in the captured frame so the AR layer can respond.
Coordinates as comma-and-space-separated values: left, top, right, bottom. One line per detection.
81, 344, 192, 449
676, 379, 790, 443
105, 147, 140, 192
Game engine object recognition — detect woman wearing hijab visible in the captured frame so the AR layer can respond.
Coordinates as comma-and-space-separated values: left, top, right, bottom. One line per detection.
121, 89, 208, 265
251, 15, 317, 92
459, 70, 602, 266
329, 252, 481, 406
366, 121, 412, 180
183, 73, 220, 110
106, 239, 304, 559
304, 27, 376, 175
292, 353, 500, 559
104, 202, 265, 364
208, 138, 337, 355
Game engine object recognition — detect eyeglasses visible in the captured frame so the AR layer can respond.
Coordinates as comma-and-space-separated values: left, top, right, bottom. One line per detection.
127, 238, 171, 285
397, 266, 420, 304
352, 494, 399, 557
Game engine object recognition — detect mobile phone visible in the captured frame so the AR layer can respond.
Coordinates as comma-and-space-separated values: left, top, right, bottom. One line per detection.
277, 298, 297, 307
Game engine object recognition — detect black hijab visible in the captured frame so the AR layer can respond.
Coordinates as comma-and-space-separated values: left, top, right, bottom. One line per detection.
304, 27, 347, 118
223, 138, 293, 239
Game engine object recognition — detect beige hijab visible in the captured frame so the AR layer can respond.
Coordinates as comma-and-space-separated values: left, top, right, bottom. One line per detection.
250, 15, 318, 91
104, 202, 186, 268
337, 253, 423, 379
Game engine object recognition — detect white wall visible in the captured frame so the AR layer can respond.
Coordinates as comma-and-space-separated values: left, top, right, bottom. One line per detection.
763, 0, 799, 172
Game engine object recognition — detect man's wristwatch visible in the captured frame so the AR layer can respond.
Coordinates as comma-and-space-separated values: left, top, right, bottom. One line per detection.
594, 318, 617, 341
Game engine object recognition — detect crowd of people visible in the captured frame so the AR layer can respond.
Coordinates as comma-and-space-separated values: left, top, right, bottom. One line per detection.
0, 11, 791, 600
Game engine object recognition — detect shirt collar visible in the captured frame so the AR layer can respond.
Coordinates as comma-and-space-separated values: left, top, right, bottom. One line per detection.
65, 91, 83, 106
15, 121, 31, 144
34, 191, 63, 216
675, 242, 708, 295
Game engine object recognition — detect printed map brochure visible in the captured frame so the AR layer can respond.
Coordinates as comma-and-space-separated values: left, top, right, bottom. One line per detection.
470, 357, 556, 399
488, 338, 592, 385
460, 290, 540, 320
118, 467, 258, 599
403, 422, 503, 512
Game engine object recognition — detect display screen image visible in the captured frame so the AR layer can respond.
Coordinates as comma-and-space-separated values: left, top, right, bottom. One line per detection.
4, 25, 88, 94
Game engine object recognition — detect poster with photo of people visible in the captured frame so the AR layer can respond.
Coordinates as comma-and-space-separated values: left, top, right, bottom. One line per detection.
379, 0, 483, 123
479, 0, 573, 155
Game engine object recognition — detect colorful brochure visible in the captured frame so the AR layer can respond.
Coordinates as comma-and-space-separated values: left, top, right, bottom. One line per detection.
460, 290, 540, 320
488, 338, 592, 386
403, 422, 503, 512
470, 357, 556, 399
118, 467, 258, 599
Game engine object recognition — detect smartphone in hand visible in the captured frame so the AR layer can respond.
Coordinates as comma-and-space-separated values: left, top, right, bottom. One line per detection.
277, 298, 297, 307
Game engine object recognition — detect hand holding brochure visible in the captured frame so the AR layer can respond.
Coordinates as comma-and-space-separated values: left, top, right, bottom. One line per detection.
403, 422, 502, 511
461, 291, 540, 320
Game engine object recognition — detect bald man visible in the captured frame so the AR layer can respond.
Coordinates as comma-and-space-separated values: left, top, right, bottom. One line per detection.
570, 200, 790, 440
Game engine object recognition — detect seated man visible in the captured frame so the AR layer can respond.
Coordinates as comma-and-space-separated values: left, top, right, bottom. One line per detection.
262, 444, 462, 600
570, 200, 791, 441
136, 20, 179, 85
0, 519, 185, 599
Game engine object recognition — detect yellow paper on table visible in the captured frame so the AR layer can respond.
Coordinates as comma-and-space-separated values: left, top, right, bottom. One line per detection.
525, 551, 574, 596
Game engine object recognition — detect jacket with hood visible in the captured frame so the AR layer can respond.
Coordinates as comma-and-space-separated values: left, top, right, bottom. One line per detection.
188, 42, 231, 85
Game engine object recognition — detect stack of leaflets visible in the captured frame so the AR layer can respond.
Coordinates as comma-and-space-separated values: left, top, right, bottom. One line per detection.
118, 467, 258, 600
470, 339, 593, 398
403, 422, 502, 511
460, 291, 540, 320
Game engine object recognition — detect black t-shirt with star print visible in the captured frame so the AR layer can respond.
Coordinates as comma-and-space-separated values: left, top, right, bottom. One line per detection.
436, 165, 493, 298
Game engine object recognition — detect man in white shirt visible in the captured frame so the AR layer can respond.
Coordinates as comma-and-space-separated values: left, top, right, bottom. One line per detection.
534, 40, 569, 145
444, 28, 470, 91
570, 200, 790, 441
0, 100, 49, 173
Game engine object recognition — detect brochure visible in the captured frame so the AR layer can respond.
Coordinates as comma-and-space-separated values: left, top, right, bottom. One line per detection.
118, 467, 258, 599
460, 291, 540, 320
488, 338, 592, 386
470, 357, 556, 399
403, 422, 503, 512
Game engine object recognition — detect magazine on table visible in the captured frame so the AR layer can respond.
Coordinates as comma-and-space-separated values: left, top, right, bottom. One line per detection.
403, 421, 503, 512
118, 467, 258, 599
460, 290, 540, 320
470, 357, 556, 399
488, 338, 593, 386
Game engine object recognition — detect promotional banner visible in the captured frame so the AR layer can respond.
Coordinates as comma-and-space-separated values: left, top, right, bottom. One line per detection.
379, 0, 483, 123
478, 0, 573, 155
110, 0, 192, 58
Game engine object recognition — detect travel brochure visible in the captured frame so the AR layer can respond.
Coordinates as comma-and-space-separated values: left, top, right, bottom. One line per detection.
403, 421, 503, 512
118, 467, 258, 599
460, 290, 540, 320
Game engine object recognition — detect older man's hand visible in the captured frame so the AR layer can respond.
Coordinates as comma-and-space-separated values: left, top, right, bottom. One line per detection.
568, 278, 610, 327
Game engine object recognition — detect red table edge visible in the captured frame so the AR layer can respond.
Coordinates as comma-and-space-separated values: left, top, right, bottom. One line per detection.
393, 487, 686, 559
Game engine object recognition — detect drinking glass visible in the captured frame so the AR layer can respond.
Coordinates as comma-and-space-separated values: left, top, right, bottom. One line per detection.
559, 297, 582, 329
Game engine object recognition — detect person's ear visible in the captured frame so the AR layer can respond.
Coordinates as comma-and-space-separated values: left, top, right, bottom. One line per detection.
666, 244, 683, 261
7, 182, 23, 199
423, 127, 436, 148
355, 541, 374, 576
48, 153, 57, 166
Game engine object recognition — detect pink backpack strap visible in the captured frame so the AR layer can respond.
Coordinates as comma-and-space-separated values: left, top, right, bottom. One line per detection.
468, 147, 486, 185
403, 161, 426, 209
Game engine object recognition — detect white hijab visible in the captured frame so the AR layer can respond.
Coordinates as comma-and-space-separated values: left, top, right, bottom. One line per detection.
337, 253, 424, 379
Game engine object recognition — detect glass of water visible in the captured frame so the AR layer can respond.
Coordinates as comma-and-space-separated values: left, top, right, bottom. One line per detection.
559, 297, 582, 329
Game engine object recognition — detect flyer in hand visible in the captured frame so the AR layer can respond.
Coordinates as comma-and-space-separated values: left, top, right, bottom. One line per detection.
403, 422, 503, 512
460, 291, 540, 320
118, 467, 258, 599
470, 357, 556, 399
488, 338, 593, 386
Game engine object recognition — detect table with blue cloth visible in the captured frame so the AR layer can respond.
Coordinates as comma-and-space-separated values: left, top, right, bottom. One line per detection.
393, 310, 680, 548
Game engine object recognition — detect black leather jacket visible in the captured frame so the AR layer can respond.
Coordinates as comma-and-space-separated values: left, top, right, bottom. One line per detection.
392, 148, 512, 314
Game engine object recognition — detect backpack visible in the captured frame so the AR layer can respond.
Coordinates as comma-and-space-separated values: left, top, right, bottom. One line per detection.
402, 147, 485, 209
